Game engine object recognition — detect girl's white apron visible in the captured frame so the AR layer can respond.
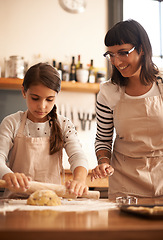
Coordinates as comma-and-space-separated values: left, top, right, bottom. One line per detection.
5, 111, 62, 198
109, 79, 163, 199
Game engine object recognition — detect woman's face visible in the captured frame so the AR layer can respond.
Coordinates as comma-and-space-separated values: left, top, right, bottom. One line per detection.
107, 43, 143, 80
22, 84, 57, 122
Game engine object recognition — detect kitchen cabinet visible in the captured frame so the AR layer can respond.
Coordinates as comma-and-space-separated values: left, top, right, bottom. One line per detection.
0, 78, 100, 93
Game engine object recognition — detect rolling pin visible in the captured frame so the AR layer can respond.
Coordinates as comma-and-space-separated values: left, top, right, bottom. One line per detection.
0, 180, 100, 199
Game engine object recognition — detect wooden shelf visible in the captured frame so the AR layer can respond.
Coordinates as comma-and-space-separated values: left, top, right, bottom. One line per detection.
61, 81, 100, 93
0, 78, 100, 93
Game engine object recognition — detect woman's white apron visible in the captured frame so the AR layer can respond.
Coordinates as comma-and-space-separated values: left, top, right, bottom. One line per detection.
109, 79, 163, 199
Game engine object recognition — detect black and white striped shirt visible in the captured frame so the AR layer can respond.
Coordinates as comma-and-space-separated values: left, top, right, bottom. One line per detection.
95, 80, 121, 154
95, 100, 113, 152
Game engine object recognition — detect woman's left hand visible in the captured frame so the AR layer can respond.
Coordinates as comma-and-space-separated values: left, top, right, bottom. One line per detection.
65, 179, 88, 197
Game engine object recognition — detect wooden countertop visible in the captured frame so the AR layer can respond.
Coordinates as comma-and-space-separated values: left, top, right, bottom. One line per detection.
0, 197, 163, 240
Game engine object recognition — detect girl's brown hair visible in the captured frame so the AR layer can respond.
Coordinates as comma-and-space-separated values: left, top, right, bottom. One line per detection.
104, 19, 159, 86
23, 62, 63, 154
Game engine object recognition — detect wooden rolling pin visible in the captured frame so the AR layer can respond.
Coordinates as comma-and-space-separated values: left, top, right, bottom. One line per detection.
0, 180, 100, 199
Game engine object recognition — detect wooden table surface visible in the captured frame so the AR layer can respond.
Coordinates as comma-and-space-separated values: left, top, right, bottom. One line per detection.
0, 197, 163, 240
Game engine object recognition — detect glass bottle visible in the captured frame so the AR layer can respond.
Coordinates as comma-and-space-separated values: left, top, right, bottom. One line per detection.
52, 60, 57, 70
58, 62, 63, 80
62, 55, 70, 81
76, 55, 81, 69
88, 59, 95, 83
70, 56, 76, 81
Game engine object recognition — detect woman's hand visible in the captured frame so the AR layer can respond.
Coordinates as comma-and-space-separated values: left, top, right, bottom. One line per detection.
91, 163, 114, 181
2, 172, 31, 192
65, 179, 88, 197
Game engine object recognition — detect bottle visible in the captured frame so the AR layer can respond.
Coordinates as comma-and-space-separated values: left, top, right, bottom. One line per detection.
58, 62, 63, 80
76, 55, 81, 69
70, 56, 76, 81
96, 71, 106, 83
88, 59, 95, 83
52, 60, 57, 70
62, 55, 70, 81
62, 64, 69, 81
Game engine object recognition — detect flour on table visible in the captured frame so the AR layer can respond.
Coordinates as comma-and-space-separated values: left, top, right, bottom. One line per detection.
0, 199, 117, 213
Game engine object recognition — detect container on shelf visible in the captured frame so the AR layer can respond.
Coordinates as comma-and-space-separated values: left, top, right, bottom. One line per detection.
5, 56, 25, 79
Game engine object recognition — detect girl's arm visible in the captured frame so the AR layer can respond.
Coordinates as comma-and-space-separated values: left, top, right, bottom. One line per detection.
60, 115, 89, 197
0, 112, 30, 191
0, 115, 16, 179
0, 155, 13, 179
2, 172, 30, 192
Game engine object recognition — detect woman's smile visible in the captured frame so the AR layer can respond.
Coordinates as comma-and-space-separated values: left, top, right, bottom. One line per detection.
118, 65, 128, 70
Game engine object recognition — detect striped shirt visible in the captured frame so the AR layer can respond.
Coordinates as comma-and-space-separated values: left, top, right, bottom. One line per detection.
95, 80, 121, 153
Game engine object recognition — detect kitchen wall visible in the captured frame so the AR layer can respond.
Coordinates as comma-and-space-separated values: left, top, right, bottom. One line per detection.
0, 0, 109, 170
0, 0, 108, 71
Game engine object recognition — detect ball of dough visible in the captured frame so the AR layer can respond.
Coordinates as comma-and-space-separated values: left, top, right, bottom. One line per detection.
27, 190, 61, 206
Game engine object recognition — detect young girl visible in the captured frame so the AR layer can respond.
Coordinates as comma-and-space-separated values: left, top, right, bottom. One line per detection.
0, 63, 88, 197
92, 19, 163, 199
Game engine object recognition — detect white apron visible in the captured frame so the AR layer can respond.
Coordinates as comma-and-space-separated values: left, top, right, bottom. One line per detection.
109, 79, 163, 199
4, 111, 62, 198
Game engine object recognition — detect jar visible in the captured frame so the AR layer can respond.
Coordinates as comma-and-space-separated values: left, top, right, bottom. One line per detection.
96, 71, 106, 83
7, 56, 25, 79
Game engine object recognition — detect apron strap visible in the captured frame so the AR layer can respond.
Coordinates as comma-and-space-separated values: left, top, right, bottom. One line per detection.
156, 76, 163, 98
17, 111, 28, 136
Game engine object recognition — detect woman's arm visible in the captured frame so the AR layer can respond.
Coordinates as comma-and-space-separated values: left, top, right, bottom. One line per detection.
92, 84, 116, 180
91, 149, 114, 181
95, 99, 114, 154
96, 149, 111, 164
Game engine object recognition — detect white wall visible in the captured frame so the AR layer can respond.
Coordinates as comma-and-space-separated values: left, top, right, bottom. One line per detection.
55, 91, 97, 169
0, 0, 108, 72
0, 0, 108, 170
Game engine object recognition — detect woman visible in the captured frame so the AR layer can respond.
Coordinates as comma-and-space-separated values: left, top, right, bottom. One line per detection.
92, 19, 163, 199
0, 63, 88, 198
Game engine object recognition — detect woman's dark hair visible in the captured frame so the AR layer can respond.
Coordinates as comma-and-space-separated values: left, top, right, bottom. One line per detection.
104, 19, 159, 86
23, 62, 63, 155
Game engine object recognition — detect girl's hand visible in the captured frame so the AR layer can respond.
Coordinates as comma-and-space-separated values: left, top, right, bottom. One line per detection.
65, 179, 88, 197
91, 163, 114, 181
2, 172, 31, 192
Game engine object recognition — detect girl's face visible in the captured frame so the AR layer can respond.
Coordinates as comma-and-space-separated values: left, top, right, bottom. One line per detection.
107, 43, 143, 81
22, 84, 57, 122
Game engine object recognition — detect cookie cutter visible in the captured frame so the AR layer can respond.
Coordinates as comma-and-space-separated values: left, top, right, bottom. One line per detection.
116, 196, 137, 205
